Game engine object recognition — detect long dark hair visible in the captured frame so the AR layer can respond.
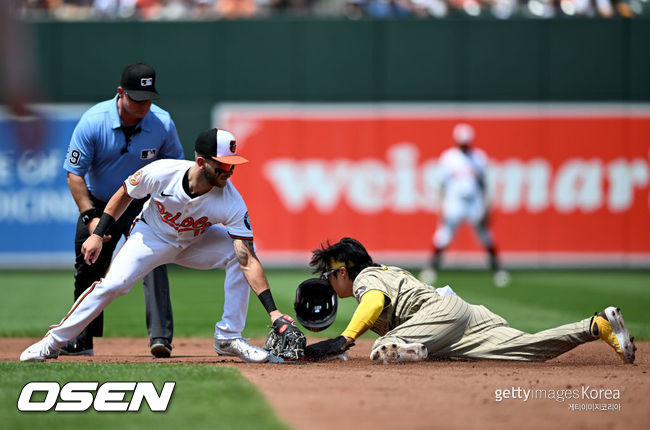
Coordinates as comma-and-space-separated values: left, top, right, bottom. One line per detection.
310, 237, 379, 280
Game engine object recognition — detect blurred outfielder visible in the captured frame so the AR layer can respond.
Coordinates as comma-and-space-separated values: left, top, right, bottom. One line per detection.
420, 123, 509, 287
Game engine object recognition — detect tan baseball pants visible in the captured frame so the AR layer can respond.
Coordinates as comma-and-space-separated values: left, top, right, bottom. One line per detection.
374, 294, 595, 362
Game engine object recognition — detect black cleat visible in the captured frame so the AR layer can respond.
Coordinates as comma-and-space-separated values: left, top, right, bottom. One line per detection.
150, 338, 172, 358
60, 336, 94, 356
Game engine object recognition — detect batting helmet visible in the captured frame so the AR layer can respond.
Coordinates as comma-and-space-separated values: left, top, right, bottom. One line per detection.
294, 278, 338, 332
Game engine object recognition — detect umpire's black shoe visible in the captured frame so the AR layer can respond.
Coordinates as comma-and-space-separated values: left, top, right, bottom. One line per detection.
150, 338, 172, 358
60, 335, 94, 356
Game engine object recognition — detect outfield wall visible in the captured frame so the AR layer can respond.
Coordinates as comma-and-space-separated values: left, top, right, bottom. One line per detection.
215, 102, 650, 268
14, 18, 650, 150
1, 102, 648, 269
1, 18, 649, 268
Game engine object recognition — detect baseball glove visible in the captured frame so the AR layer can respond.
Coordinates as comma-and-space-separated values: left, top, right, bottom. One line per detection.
263, 314, 306, 360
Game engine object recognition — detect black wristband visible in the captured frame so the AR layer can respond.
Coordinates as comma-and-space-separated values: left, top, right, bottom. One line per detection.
257, 289, 277, 313
93, 213, 115, 237
80, 208, 100, 225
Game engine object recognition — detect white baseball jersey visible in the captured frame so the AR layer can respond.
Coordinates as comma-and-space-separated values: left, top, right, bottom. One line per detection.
42, 159, 256, 347
433, 146, 492, 249
437, 146, 488, 202
124, 159, 253, 245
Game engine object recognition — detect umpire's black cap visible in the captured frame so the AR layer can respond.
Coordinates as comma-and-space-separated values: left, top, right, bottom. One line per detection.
120, 62, 160, 101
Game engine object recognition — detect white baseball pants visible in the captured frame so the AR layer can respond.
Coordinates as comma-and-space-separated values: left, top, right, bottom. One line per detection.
433, 195, 492, 249
45, 220, 250, 348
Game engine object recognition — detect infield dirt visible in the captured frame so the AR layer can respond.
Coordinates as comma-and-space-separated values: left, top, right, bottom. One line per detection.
3, 338, 648, 430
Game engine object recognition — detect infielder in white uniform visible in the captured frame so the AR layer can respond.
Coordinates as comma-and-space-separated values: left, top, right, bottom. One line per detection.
21, 128, 303, 363
420, 123, 509, 287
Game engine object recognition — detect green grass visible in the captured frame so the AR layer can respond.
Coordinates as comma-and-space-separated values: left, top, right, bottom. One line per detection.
427, 269, 650, 339
0, 362, 288, 430
1, 268, 648, 430
0, 268, 648, 339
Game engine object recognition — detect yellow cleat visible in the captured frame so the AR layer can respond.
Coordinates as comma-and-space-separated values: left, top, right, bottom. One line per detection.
591, 307, 636, 364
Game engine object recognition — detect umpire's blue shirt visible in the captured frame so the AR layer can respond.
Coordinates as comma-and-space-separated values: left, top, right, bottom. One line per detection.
64, 95, 185, 202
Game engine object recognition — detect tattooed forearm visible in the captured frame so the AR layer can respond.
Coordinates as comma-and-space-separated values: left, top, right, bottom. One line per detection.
232, 238, 272, 296
233, 238, 256, 266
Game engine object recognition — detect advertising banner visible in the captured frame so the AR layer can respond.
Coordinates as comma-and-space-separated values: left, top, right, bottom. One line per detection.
214, 103, 650, 268
0, 105, 89, 268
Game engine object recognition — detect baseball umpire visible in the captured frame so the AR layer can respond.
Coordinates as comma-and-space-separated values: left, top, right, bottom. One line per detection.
301, 237, 636, 364
21, 128, 305, 363
63, 62, 183, 358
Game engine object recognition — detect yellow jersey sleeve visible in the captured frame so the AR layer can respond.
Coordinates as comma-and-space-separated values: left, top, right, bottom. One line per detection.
341, 289, 386, 339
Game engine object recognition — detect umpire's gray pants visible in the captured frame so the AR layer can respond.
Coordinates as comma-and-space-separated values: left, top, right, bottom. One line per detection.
143, 265, 173, 341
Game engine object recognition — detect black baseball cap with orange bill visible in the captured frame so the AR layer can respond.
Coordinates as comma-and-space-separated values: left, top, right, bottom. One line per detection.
194, 128, 248, 166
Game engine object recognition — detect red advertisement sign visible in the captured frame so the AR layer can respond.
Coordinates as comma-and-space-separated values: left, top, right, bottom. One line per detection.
214, 104, 650, 267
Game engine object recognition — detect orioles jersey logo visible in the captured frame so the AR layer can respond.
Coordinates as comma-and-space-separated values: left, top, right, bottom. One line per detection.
129, 170, 143, 186
154, 201, 212, 237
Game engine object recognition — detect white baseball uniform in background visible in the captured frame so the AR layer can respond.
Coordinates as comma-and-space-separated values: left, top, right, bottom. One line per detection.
420, 123, 508, 287
433, 146, 493, 249
44, 159, 253, 347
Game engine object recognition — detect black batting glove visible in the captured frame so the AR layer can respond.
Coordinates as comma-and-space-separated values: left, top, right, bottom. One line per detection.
304, 336, 354, 359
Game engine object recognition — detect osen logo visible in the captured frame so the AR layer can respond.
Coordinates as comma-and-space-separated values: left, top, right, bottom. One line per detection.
17, 381, 175, 412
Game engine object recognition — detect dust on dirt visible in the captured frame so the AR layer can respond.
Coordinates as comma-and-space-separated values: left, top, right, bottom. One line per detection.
3, 338, 648, 430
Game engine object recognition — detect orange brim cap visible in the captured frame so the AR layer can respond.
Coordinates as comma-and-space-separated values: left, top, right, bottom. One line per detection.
212, 154, 249, 165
